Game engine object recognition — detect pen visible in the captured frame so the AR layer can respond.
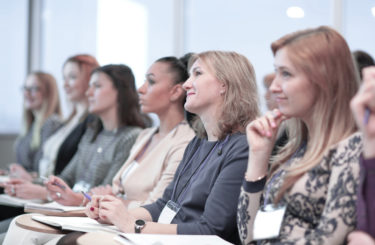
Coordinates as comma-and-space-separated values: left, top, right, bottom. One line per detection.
41, 176, 66, 190
81, 191, 92, 201
364, 108, 371, 125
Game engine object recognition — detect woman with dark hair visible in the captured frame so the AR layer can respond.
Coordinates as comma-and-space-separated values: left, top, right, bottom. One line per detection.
43, 64, 144, 206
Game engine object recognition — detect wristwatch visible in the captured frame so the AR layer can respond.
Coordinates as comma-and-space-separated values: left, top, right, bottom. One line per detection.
134, 219, 146, 233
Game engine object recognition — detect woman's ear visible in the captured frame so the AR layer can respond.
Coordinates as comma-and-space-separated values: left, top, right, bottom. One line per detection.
170, 84, 185, 102
219, 83, 226, 95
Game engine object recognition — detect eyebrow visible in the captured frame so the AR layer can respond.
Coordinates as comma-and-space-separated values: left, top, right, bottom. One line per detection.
145, 73, 154, 78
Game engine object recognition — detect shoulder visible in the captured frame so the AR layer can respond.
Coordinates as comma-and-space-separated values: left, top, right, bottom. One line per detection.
326, 131, 363, 167
42, 114, 62, 128
118, 126, 142, 143
329, 131, 362, 154
170, 122, 195, 142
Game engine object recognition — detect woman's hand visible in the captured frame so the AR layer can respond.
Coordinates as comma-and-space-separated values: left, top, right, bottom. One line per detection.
348, 231, 375, 245
350, 67, 375, 158
245, 109, 287, 180
85, 195, 135, 232
4, 179, 48, 199
246, 109, 286, 153
45, 176, 82, 206
9, 163, 33, 181
90, 185, 114, 196
97, 195, 136, 232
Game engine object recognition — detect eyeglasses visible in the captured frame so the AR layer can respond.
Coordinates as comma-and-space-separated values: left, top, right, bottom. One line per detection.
22, 86, 41, 93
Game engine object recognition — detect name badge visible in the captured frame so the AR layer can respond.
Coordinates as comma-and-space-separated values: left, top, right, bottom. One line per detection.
253, 204, 286, 240
157, 200, 181, 224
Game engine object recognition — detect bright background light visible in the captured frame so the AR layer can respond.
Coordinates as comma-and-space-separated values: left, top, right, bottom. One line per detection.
286, 6, 305, 18
371, 6, 375, 17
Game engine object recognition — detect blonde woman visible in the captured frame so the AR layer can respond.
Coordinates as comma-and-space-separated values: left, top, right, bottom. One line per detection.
10, 72, 62, 178
85, 51, 259, 244
237, 26, 362, 244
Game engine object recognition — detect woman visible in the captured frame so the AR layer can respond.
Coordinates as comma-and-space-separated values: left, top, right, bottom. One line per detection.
85, 51, 260, 244
347, 66, 375, 245
10, 71, 62, 176
237, 26, 362, 244
89, 56, 195, 209
3, 55, 99, 201
43, 64, 145, 206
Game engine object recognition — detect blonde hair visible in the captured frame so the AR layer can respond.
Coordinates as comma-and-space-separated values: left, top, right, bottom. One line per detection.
22, 72, 62, 149
270, 26, 359, 202
190, 51, 260, 139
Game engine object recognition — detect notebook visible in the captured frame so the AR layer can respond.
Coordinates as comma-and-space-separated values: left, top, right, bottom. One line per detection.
31, 215, 121, 233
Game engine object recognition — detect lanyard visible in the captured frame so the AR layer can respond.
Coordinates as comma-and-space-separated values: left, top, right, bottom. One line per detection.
172, 135, 229, 203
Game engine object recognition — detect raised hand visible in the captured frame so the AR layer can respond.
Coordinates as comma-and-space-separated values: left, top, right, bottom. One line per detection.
245, 109, 287, 181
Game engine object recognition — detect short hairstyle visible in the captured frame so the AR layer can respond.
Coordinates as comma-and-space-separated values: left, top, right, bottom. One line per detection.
352, 50, 375, 80
90, 64, 146, 139
189, 51, 260, 139
270, 26, 359, 202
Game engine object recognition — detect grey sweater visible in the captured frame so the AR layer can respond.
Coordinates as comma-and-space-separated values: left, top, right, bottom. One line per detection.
59, 126, 141, 190
143, 133, 248, 244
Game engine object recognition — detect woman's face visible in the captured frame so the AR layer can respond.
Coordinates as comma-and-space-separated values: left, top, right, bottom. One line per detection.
23, 75, 44, 111
138, 62, 177, 115
86, 72, 118, 116
270, 47, 317, 120
183, 58, 225, 116
63, 61, 89, 102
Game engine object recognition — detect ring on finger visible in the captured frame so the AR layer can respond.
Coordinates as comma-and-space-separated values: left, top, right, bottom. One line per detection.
56, 192, 62, 199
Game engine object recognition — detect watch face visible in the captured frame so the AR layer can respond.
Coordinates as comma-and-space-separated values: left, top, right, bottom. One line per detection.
136, 219, 145, 226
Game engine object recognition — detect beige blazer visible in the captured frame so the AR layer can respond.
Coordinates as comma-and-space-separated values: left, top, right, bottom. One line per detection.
112, 122, 195, 209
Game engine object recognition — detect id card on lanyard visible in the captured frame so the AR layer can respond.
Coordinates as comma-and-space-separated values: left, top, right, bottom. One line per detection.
157, 136, 229, 224
253, 171, 287, 240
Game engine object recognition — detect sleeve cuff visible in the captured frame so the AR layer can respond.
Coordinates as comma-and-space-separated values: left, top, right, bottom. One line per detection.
242, 176, 267, 193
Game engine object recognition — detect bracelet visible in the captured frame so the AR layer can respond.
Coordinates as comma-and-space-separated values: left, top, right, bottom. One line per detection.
244, 173, 267, 182
80, 193, 87, 207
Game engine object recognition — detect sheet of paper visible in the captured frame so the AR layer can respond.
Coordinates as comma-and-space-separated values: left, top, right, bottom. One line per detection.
0, 194, 44, 207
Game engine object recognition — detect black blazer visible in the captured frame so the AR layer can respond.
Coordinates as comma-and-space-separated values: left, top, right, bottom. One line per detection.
54, 114, 96, 175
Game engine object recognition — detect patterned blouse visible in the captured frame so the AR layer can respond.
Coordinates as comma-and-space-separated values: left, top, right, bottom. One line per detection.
237, 132, 362, 245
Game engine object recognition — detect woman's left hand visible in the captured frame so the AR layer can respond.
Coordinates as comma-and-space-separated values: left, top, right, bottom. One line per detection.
97, 195, 136, 232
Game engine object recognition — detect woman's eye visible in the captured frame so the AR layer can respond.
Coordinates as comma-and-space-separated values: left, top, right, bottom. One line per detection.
281, 71, 291, 78
194, 71, 202, 76
148, 79, 155, 85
